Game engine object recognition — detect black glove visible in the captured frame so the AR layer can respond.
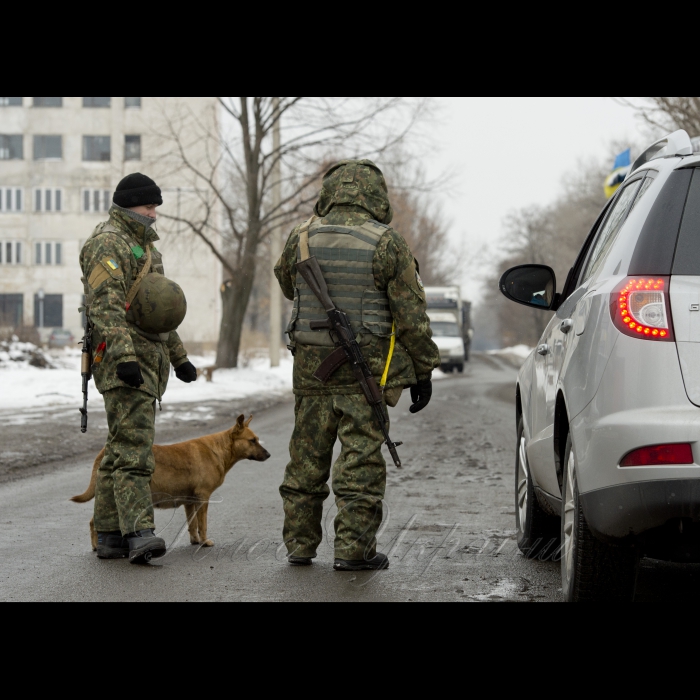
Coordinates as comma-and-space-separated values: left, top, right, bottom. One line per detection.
116, 362, 144, 388
175, 361, 198, 383
409, 378, 433, 414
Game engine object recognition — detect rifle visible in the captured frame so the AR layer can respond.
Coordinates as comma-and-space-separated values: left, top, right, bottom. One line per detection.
79, 313, 92, 433
296, 255, 403, 468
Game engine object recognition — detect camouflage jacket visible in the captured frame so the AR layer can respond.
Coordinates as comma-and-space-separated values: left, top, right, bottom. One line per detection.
275, 207, 440, 396
79, 206, 189, 399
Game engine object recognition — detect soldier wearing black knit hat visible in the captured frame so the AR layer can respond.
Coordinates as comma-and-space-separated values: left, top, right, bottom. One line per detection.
78, 173, 198, 564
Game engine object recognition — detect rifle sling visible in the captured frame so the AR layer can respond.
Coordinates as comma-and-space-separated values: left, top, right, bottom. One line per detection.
298, 215, 317, 262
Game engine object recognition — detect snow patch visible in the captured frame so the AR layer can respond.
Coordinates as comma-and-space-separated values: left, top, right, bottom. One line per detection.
488, 345, 533, 360
0, 339, 55, 369
0, 348, 293, 414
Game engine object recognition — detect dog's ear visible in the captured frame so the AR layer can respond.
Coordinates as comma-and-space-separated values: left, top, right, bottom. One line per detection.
245, 415, 253, 427
236, 414, 245, 430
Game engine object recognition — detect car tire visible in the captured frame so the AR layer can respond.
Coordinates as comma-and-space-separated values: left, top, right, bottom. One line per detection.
456, 363, 464, 373
515, 417, 559, 558
560, 433, 638, 602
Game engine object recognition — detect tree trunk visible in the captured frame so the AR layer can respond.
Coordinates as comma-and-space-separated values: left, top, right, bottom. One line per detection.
215, 260, 257, 368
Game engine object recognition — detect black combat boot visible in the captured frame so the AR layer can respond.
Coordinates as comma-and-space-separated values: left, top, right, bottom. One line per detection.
288, 555, 313, 566
126, 529, 167, 564
96, 531, 129, 560
333, 552, 389, 571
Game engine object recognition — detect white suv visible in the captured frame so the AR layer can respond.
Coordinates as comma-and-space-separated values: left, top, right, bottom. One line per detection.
500, 130, 700, 601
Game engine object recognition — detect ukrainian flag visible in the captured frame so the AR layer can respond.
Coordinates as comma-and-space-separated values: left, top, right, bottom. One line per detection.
604, 149, 631, 199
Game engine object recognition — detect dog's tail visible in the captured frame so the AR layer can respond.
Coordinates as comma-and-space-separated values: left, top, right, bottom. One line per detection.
70, 448, 104, 503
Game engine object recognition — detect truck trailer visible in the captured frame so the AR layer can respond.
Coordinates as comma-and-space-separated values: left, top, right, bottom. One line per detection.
425, 286, 472, 373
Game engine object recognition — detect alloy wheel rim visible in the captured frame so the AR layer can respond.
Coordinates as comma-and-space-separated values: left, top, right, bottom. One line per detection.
517, 436, 529, 532
563, 450, 576, 586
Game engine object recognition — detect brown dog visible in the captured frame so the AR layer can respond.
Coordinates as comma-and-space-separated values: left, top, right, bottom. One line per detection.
71, 414, 270, 550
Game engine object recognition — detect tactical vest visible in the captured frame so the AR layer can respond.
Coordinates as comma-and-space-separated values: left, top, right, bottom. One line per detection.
288, 218, 394, 347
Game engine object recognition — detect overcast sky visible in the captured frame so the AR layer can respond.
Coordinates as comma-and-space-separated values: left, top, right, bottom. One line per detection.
424, 97, 648, 302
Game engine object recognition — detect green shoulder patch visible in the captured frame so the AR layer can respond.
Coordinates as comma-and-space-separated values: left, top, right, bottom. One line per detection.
131, 245, 144, 259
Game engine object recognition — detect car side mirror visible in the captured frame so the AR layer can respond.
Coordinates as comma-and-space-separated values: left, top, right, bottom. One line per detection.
499, 264, 558, 310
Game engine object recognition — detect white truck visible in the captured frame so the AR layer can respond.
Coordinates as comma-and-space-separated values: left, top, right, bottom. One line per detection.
425, 286, 472, 373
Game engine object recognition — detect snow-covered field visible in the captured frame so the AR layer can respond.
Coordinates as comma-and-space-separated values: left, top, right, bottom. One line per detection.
0, 342, 293, 412
0, 339, 533, 416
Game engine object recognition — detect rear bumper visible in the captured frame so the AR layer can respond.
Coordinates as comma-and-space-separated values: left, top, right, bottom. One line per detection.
581, 479, 700, 541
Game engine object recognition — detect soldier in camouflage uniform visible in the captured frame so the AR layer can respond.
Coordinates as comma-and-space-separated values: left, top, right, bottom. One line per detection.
275, 160, 440, 571
79, 173, 198, 564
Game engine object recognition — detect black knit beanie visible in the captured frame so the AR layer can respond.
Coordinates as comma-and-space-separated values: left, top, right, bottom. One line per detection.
113, 173, 163, 208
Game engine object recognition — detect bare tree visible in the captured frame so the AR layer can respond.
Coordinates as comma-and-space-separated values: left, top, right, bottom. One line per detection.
476, 157, 609, 349
151, 97, 433, 367
388, 188, 460, 285
615, 97, 700, 138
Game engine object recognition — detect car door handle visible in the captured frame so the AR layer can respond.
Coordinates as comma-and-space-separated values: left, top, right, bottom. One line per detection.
537, 344, 550, 356
560, 319, 574, 334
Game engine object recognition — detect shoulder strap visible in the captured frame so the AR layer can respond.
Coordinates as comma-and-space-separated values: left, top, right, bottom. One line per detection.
298, 215, 317, 262
125, 245, 152, 310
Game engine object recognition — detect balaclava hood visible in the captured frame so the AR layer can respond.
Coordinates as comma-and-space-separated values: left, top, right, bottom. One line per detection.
313, 159, 393, 224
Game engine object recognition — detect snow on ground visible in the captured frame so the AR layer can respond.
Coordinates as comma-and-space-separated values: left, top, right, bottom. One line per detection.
488, 345, 533, 360
0, 342, 293, 412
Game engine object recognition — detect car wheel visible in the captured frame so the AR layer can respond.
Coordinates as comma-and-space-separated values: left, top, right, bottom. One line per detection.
456, 363, 464, 373
561, 433, 638, 602
515, 417, 559, 558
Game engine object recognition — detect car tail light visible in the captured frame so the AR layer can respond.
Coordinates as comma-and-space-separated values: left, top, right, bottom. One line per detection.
610, 276, 674, 341
620, 443, 694, 467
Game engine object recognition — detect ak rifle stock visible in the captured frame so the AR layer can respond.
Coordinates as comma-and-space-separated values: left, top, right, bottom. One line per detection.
296, 255, 403, 468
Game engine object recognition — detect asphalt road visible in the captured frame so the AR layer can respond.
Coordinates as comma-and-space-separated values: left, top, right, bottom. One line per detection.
0, 354, 694, 601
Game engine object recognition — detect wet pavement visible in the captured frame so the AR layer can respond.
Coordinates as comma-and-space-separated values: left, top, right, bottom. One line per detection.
0, 353, 691, 601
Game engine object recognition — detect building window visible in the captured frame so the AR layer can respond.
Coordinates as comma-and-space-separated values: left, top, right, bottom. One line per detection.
0, 188, 22, 213
83, 97, 111, 108
125, 97, 141, 108
83, 136, 111, 162
34, 294, 63, 328
34, 189, 62, 213
0, 135, 23, 160
32, 97, 62, 107
34, 242, 62, 266
82, 188, 111, 213
0, 241, 22, 265
124, 135, 141, 161
0, 97, 22, 107
0, 294, 23, 327
33, 135, 63, 160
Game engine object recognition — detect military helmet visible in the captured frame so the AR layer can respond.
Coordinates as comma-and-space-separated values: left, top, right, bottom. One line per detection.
130, 273, 187, 334
314, 159, 394, 224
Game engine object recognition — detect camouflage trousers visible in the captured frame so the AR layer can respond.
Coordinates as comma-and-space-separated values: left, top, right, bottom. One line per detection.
280, 394, 387, 561
94, 387, 156, 535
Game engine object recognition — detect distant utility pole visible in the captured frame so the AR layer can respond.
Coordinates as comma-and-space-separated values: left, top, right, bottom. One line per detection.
269, 98, 282, 367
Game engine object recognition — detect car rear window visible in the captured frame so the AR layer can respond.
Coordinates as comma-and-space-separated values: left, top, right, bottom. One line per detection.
672, 168, 700, 276
629, 169, 692, 276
